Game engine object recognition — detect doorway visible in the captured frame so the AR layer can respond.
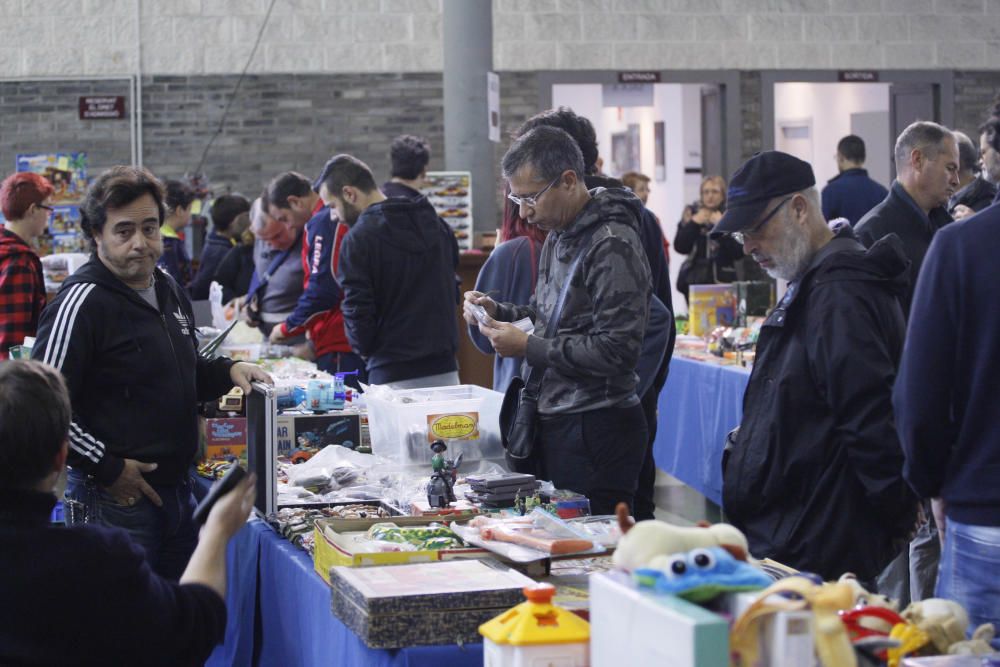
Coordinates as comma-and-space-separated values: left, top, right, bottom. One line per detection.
763, 71, 954, 187
540, 71, 740, 314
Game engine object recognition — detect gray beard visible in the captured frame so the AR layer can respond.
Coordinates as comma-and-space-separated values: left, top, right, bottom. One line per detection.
765, 226, 814, 282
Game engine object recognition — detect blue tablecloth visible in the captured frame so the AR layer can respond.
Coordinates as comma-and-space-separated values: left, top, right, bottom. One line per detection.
194, 475, 483, 666
653, 356, 750, 505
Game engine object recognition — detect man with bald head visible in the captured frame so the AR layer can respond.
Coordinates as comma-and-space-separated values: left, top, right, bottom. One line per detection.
856, 121, 959, 318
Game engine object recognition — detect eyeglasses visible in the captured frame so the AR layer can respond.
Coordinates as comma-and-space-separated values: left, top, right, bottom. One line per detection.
732, 196, 792, 245
507, 175, 561, 209
36, 204, 54, 212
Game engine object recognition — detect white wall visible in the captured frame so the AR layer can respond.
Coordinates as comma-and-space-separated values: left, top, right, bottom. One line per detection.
552, 82, 702, 313
774, 82, 892, 194
0, 0, 993, 77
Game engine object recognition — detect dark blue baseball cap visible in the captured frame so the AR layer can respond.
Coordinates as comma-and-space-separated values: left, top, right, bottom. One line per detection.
712, 151, 816, 237
312, 156, 338, 193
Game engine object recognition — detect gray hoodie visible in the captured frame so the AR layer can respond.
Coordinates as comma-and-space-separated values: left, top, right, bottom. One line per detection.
496, 187, 651, 414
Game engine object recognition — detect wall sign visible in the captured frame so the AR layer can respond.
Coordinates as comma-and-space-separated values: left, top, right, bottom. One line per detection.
78, 96, 126, 120
619, 71, 661, 83
838, 71, 879, 82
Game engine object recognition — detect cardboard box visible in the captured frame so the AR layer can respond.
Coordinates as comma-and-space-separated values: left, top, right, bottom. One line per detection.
313, 515, 486, 583
688, 284, 737, 337
590, 570, 729, 667
329, 559, 536, 649
200, 417, 246, 461
275, 411, 366, 458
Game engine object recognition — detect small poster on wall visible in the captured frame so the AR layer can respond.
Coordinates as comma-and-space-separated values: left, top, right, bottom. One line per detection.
16, 152, 88, 203
610, 124, 641, 176
14, 152, 90, 255
654, 121, 666, 182
421, 171, 473, 252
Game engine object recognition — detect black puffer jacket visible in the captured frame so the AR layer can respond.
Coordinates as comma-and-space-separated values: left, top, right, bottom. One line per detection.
32, 258, 235, 486
722, 225, 917, 583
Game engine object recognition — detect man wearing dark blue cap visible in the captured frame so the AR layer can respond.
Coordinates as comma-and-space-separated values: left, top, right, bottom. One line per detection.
719, 151, 917, 585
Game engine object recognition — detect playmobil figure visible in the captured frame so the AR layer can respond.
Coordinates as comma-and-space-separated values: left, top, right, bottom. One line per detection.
427, 440, 457, 508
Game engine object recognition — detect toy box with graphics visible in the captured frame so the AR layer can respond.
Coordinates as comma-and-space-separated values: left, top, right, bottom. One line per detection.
275, 411, 368, 461
200, 416, 247, 462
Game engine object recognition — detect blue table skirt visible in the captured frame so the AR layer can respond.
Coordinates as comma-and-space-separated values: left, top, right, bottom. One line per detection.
653, 356, 750, 505
194, 476, 483, 666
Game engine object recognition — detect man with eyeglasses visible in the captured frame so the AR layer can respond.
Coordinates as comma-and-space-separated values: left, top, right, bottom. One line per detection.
464, 126, 652, 516
0, 172, 54, 359
716, 151, 916, 587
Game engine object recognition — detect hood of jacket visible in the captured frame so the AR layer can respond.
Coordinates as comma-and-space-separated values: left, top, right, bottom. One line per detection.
358, 195, 448, 254
553, 187, 645, 262
0, 227, 35, 260
789, 223, 910, 309
63, 254, 178, 309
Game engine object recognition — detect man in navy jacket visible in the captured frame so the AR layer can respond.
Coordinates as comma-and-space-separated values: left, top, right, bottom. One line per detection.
821, 134, 888, 226
326, 154, 460, 388
894, 199, 1000, 647
0, 359, 257, 666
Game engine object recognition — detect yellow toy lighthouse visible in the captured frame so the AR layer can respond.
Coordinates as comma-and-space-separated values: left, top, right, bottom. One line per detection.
479, 583, 591, 667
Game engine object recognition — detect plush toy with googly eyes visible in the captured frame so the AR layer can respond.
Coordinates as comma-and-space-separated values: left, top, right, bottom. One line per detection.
633, 546, 772, 603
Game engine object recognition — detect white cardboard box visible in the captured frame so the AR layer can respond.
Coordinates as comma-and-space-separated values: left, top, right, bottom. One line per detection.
590, 571, 729, 667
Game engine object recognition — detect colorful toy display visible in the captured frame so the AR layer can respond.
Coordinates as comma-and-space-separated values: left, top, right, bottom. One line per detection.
633, 546, 771, 602
611, 502, 750, 570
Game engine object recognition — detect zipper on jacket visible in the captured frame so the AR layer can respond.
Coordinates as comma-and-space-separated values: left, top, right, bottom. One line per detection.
160, 312, 183, 382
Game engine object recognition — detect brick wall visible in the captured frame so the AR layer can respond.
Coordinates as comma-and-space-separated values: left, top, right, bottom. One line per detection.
2, 0, 997, 78
140, 72, 447, 197
0, 79, 134, 178
953, 70, 1000, 144
0, 71, 540, 224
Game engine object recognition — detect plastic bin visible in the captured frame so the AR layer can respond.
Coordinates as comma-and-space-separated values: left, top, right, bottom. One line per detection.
365, 384, 504, 466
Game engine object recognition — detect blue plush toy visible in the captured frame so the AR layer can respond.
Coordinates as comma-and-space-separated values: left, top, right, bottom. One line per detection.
633, 546, 772, 602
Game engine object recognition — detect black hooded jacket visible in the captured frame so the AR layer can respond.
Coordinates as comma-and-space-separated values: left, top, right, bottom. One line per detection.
722, 225, 917, 583
337, 195, 459, 384
31, 257, 235, 486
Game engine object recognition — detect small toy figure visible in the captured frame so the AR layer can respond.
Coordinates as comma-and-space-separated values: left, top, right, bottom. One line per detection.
427, 440, 459, 508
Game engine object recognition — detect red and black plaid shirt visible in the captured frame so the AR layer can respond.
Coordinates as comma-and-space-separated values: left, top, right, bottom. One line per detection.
0, 227, 46, 359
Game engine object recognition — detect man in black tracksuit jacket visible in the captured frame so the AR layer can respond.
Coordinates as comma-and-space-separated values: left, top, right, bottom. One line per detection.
31, 166, 268, 579
318, 154, 460, 388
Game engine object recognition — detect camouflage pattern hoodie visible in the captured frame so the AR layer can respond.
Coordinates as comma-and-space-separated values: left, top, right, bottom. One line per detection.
495, 187, 651, 414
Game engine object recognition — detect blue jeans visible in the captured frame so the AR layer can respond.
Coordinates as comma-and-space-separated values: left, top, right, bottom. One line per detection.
936, 517, 1000, 649
65, 469, 198, 581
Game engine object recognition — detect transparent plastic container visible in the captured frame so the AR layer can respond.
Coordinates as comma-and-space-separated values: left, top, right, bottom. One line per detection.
365, 384, 504, 466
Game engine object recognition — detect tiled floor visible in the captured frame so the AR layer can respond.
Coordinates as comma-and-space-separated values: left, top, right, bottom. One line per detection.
652, 470, 720, 526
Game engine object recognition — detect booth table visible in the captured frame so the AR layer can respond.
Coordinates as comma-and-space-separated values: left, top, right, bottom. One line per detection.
652, 356, 751, 506
197, 353, 748, 664
194, 483, 485, 667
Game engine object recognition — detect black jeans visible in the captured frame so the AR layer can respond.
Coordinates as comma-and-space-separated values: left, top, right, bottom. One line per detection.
537, 403, 648, 516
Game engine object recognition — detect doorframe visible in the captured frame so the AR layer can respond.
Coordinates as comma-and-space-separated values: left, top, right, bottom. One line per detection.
538, 70, 742, 179
760, 70, 955, 150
